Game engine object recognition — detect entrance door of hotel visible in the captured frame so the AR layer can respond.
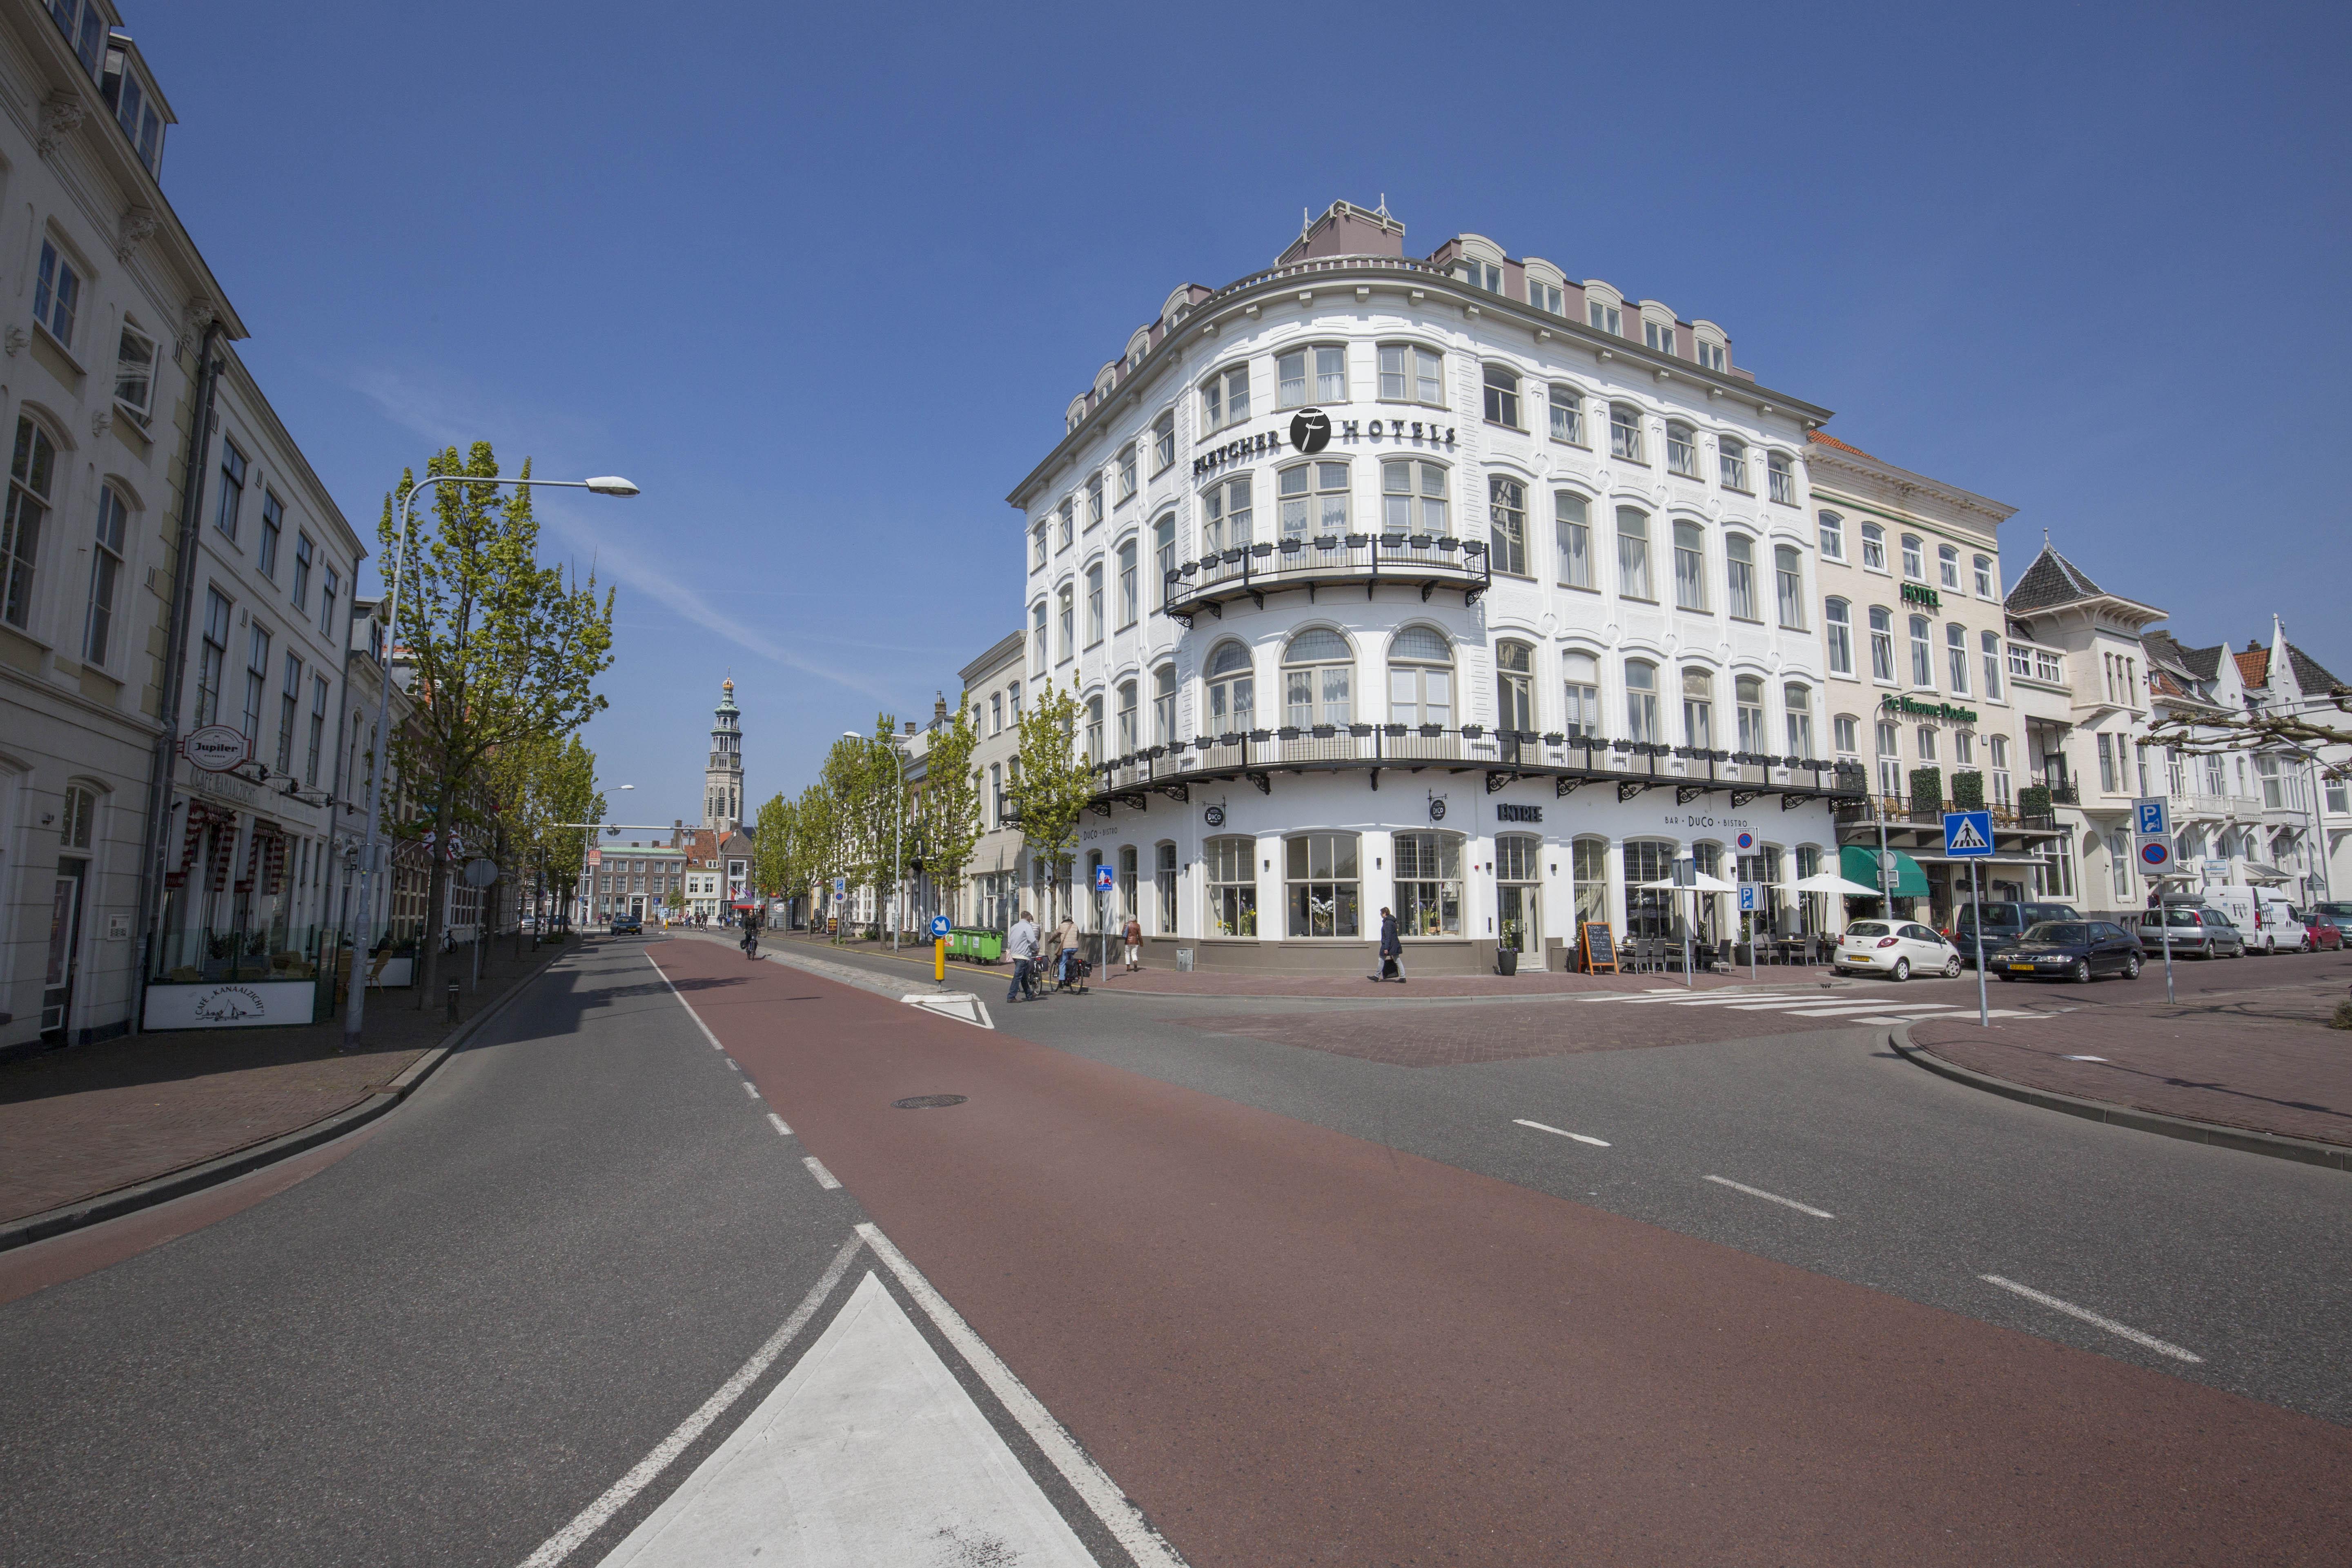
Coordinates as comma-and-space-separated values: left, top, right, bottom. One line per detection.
1495, 835, 1541, 957
42, 859, 88, 1040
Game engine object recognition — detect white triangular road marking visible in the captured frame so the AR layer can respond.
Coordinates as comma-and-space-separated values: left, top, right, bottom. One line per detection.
902, 992, 995, 1030
598, 1272, 1096, 1567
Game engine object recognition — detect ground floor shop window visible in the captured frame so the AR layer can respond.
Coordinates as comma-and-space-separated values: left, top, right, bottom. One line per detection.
1573, 838, 1610, 932
1624, 839, 1677, 940
1205, 835, 1256, 936
1394, 831, 1463, 937
1155, 842, 1177, 933
1286, 832, 1359, 938
1496, 834, 1541, 954
1118, 844, 1138, 923
1796, 846, 1826, 933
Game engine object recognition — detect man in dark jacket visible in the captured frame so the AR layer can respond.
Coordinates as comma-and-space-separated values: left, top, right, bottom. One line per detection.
1375, 906, 1405, 982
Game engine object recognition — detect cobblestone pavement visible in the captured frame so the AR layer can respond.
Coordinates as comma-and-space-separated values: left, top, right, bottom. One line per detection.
0, 935, 577, 1226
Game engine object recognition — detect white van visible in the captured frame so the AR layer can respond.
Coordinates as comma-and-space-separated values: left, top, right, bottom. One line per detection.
2203, 886, 2309, 954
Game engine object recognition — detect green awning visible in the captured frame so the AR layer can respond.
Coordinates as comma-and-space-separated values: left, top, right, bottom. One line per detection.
1840, 844, 1931, 898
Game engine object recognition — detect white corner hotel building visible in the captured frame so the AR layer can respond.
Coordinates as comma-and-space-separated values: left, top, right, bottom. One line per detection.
1006, 202, 1864, 974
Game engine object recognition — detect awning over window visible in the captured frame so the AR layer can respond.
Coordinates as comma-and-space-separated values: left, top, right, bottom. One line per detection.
1840, 844, 1930, 898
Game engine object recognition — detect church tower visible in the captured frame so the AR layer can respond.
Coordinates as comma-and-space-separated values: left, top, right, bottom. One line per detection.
705, 678, 745, 831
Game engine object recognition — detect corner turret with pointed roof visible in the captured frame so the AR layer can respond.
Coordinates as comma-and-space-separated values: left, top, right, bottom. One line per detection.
2004, 539, 2165, 627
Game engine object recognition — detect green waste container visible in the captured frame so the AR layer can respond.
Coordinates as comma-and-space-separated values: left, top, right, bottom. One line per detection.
947, 927, 1004, 963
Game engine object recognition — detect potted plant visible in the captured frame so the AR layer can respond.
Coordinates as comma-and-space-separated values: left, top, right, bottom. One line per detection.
1497, 920, 1523, 974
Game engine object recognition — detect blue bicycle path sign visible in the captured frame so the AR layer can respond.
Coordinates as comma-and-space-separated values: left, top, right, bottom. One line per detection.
929, 914, 951, 938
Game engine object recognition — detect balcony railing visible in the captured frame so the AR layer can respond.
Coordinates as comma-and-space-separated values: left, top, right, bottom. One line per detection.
1165, 532, 1490, 621
1089, 726, 1866, 804
2176, 792, 2263, 820
1836, 795, 2058, 832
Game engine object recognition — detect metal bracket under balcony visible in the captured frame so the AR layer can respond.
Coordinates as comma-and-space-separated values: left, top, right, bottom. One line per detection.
1676, 784, 1710, 804
1163, 533, 1491, 621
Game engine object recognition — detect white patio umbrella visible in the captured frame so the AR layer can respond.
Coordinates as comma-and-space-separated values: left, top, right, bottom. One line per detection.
1635, 873, 1740, 893
1791, 871, 1884, 897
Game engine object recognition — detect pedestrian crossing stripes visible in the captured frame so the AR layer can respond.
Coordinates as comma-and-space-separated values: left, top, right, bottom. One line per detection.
1590, 990, 2036, 1022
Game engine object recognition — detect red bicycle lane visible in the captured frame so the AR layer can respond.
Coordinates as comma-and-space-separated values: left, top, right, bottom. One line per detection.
654, 940, 2352, 1566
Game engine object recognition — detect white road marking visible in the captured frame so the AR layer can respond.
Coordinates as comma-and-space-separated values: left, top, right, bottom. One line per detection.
2063, 1054, 2109, 1062
1665, 994, 1823, 1008
514, 1235, 863, 1568
803, 1156, 842, 1191
766, 1111, 793, 1136
1703, 1174, 1835, 1218
857, 1223, 1190, 1568
596, 1272, 1097, 1567
901, 992, 995, 1029
722, 1056, 740, 1074
739, 1080, 760, 1100
1978, 1274, 2203, 1363
645, 953, 727, 1052
1513, 1118, 1611, 1147
1764, 999, 1953, 1016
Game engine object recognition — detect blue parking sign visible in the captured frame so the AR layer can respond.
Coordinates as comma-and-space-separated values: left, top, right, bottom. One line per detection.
1738, 885, 1757, 912
2135, 798, 2169, 838
1943, 811, 1993, 858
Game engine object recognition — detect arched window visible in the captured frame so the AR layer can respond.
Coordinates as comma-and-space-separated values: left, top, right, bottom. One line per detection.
1085, 563, 1103, 645
1725, 533, 1757, 619
1784, 684, 1814, 757
1735, 676, 1766, 751
1548, 384, 1583, 443
1616, 507, 1652, 599
1116, 540, 1138, 628
1682, 666, 1715, 749
1152, 664, 1177, 745
1152, 513, 1176, 608
1572, 837, 1610, 931
1278, 461, 1350, 541
1718, 436, 1749, 492
1278, 343, 1348, 409
1489, 475, 1527, 575
1868, 606, 1895, 682
1825, 598, 1854, 675
1766, 450, 1794, 506
1381, 459, 1447, 534
1205, 641, 1254, 735
1625, 659, 1659, 742
1388, 626, 1454, 728
1392, 831, 1462, 937
1562, 651, 1600, 741
1673, 521, 1708, 611
1202, 475, 1252, 553
1860, 521, 1886, 572
1116, 679, 1138, 753
1085, 695, 1103, 762
1610, 403, 1644, 463
1285, 832, 1360, 937
1200, 362, 1249, 432
1973, 554, 1996, 598
1666, 421, 1699, 478
1946, 623, 1971, 695
1818, 510, 1845, 560
1554, 491, 1592, 588
1624, 839, 1678, 940
1154, 841, 1178, 933
1938, 543, 1961, 590
1900, 533, 1924, 581
1775, 546, 1805, 630
1203, 835, 1257, 935
85, 482, 129, 665
1282, 628, 1352, 729
1982, 630, 2004, 700
1496, 640, 1535, 734
1056, 584, 1074, 661
1481, 364, 1521, 428
3, 415, 59, 629
1909, 614, 1934, 687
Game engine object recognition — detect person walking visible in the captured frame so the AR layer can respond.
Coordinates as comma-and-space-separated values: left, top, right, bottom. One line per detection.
1005, 909, 1040, 1003
1375, 905, 1405, 982
1121, 913, 1144, 972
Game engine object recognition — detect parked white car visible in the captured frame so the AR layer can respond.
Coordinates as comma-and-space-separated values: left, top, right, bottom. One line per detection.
2203, 886, 2309, 955
1835, 920, 1962, 981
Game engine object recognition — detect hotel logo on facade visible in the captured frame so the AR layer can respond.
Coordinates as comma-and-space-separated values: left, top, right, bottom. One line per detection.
1193, 408, 1459, 479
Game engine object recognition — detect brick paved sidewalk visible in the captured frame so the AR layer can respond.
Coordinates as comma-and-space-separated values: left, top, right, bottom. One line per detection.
0, 935, 577, 1227
1910, 968, 2352, 1148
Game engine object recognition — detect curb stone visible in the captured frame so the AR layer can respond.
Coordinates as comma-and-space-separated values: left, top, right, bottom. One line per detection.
0, 939, 579, 1254
1887, 1021, 2351, 1174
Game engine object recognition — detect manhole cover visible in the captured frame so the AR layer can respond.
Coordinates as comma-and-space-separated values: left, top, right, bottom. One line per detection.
892, 1094, 967, 1110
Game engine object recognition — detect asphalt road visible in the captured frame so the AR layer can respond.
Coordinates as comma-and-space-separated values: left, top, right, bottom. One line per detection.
3, 932, 2347, 1566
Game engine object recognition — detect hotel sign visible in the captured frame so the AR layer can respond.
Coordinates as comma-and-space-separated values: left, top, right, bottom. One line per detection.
1880, 694, 1977, 724
1193, 407, 1459, 478
1899, 582, 1942, 610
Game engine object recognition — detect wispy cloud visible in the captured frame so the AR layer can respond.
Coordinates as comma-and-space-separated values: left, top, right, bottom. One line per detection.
347, 366, 604, 462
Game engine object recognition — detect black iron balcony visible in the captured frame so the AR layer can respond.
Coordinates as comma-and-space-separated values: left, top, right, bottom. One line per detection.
1164, 532, 1490, 623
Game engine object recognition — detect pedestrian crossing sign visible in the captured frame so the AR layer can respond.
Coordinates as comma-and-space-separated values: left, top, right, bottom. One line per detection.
1943, 810, 1993, 858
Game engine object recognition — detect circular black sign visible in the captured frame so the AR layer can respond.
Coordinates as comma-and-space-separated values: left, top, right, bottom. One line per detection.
1204, 804, 1226, 827
1290, 409, 1332, 454
1428, 798, 1447, 822
892, 1094, 967, 1110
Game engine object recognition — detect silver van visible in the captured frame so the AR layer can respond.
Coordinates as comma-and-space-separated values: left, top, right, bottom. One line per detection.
2136, 906, 2245, 959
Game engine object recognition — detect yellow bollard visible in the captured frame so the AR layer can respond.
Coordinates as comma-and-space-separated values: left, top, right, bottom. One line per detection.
934, 937, 947, 982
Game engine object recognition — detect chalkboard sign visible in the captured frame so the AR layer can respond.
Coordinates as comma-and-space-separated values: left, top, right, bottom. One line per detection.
1579, 921, 1617, 974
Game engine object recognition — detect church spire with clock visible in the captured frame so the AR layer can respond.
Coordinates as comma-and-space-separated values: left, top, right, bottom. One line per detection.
705, 677, 744, 831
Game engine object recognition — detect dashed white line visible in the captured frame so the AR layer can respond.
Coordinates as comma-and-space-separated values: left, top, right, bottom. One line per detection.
803, 1156, 842, 1190
1512, 1118, 1611, 1147
1703, 1174, 1835, 1218
723, 1056, 742, 1074
740, 1080, 761, 1100
1979, 1274, 2203, 1363
766, 1111, 793, 1136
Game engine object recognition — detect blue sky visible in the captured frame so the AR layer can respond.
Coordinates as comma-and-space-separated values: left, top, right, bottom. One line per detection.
134, 1, 2350, 822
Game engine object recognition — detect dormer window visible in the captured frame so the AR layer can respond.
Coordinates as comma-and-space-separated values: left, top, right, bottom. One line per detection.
100, 37, 169, 176
1529, 279, 1563, 314
1696, 340, 1726, 372
1644, 320, 1676, 355
1584, 281, 1625, 336
46, 0, 106, 75
1453, 259, 1502, 292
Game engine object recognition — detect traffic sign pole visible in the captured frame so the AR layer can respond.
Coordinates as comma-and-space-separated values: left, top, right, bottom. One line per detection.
1971, 859, 1987, 1028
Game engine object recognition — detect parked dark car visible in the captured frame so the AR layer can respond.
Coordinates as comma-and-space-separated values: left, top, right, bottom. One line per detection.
2136, 906, 2245, 959
1950, 900, 2084, 968
610, 912, 643, 935
1998, 920, 2144, 982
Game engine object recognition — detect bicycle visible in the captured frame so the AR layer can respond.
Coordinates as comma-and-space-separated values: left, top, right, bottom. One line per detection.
740, 927, 760, 960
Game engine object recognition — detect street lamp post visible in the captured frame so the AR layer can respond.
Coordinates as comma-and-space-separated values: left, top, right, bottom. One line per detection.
341, 472, 637, 1051
847, 730, 908, 949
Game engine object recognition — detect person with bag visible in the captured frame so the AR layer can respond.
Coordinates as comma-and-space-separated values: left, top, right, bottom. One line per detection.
1054, 913, 1081, 989
1121, 914, 1144, 972
1005, 910, 1040, 1002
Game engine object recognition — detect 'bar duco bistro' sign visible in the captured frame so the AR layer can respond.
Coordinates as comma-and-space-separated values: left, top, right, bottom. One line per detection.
1880, 693, 1978, 724
1192, 408, 1458, 479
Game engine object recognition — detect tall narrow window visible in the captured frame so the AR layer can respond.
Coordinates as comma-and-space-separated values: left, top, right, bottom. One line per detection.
1682, 667, 1714, 749
1982, 630, 2004, 700
1610, 404, 1644, 463
1775, 546, 1804, 630
1489, 476, 1527, 575
277, 651, 302, 772
1718, 437, 1749, 491
115, 322, 158, 423
1116, 680, 1138, 753
1617, 508, 1652, 599
1282, 628, 1352, 729
1818, 510, 1845, 560
1784, 684, 1814, 757
1554, 492, 1592, 589
1387, 626, 1453, 728
243, 624, 272, 743
1381, 460, 1448, 535
319, 567, 338, 636
1562, 651, 1601, 741
1673, 521, 1708, 612
1481, 364, 1521, 428
1974, 554, 1995, 597
33, 240, 81, 349
1496, 641, 1535, 734
1666, 423, 1699, 478
1377, 343, 1444, 405
1153, 664, 1177, 744
1909, 615, 1934, 687
1116, 541, 1137, 628
1117, 445, 1136, 502
1057, 585, 1074, 662
1202, 476, 1253, 552
196, 588, 230, 726
1869, 607, 1895, 683
1938, 544, 1961, 590
1901, 534, 1924, 581
292, 532, 314, 610
1767, 450, 1794, 505
1834, 715, 1860, 759
1876, 721, 1902, 797
1156, 842, 1178, 933
216, 440, 247, 541
1725, 534, 1757, 619
1947, 624, 1971, 695
1548, 385, 1583, 443
84, 483, 127, 664
1206, 641, 1254, 735
1825, 599, 1853, 676
308, 674, 329, 785
1860, 522, 1885, 572
1201, 364, 1249, 431
1084, 565, 1103, 645
1085, 696, 1103, 763
1032, 521, 1047, 569
1625, 659, 1659, 743
1153, 514, 1176, 608
1735, 676, 1766, 751
1152, 410, 1176, 473
1087, 473, 1104, 528
258, 492, 283, 580
4, 418, 57, 628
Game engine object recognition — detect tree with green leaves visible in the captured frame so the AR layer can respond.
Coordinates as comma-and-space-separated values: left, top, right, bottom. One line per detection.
1011, 682, 1094, 924
752, 791, 796, 909
379, 443, 615, 1003
913, 695, 982, 922
815, 737, 871, 940
488, 730, 600, 942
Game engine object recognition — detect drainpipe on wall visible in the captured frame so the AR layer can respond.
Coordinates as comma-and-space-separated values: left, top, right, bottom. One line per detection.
130, 320, 224, 1029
